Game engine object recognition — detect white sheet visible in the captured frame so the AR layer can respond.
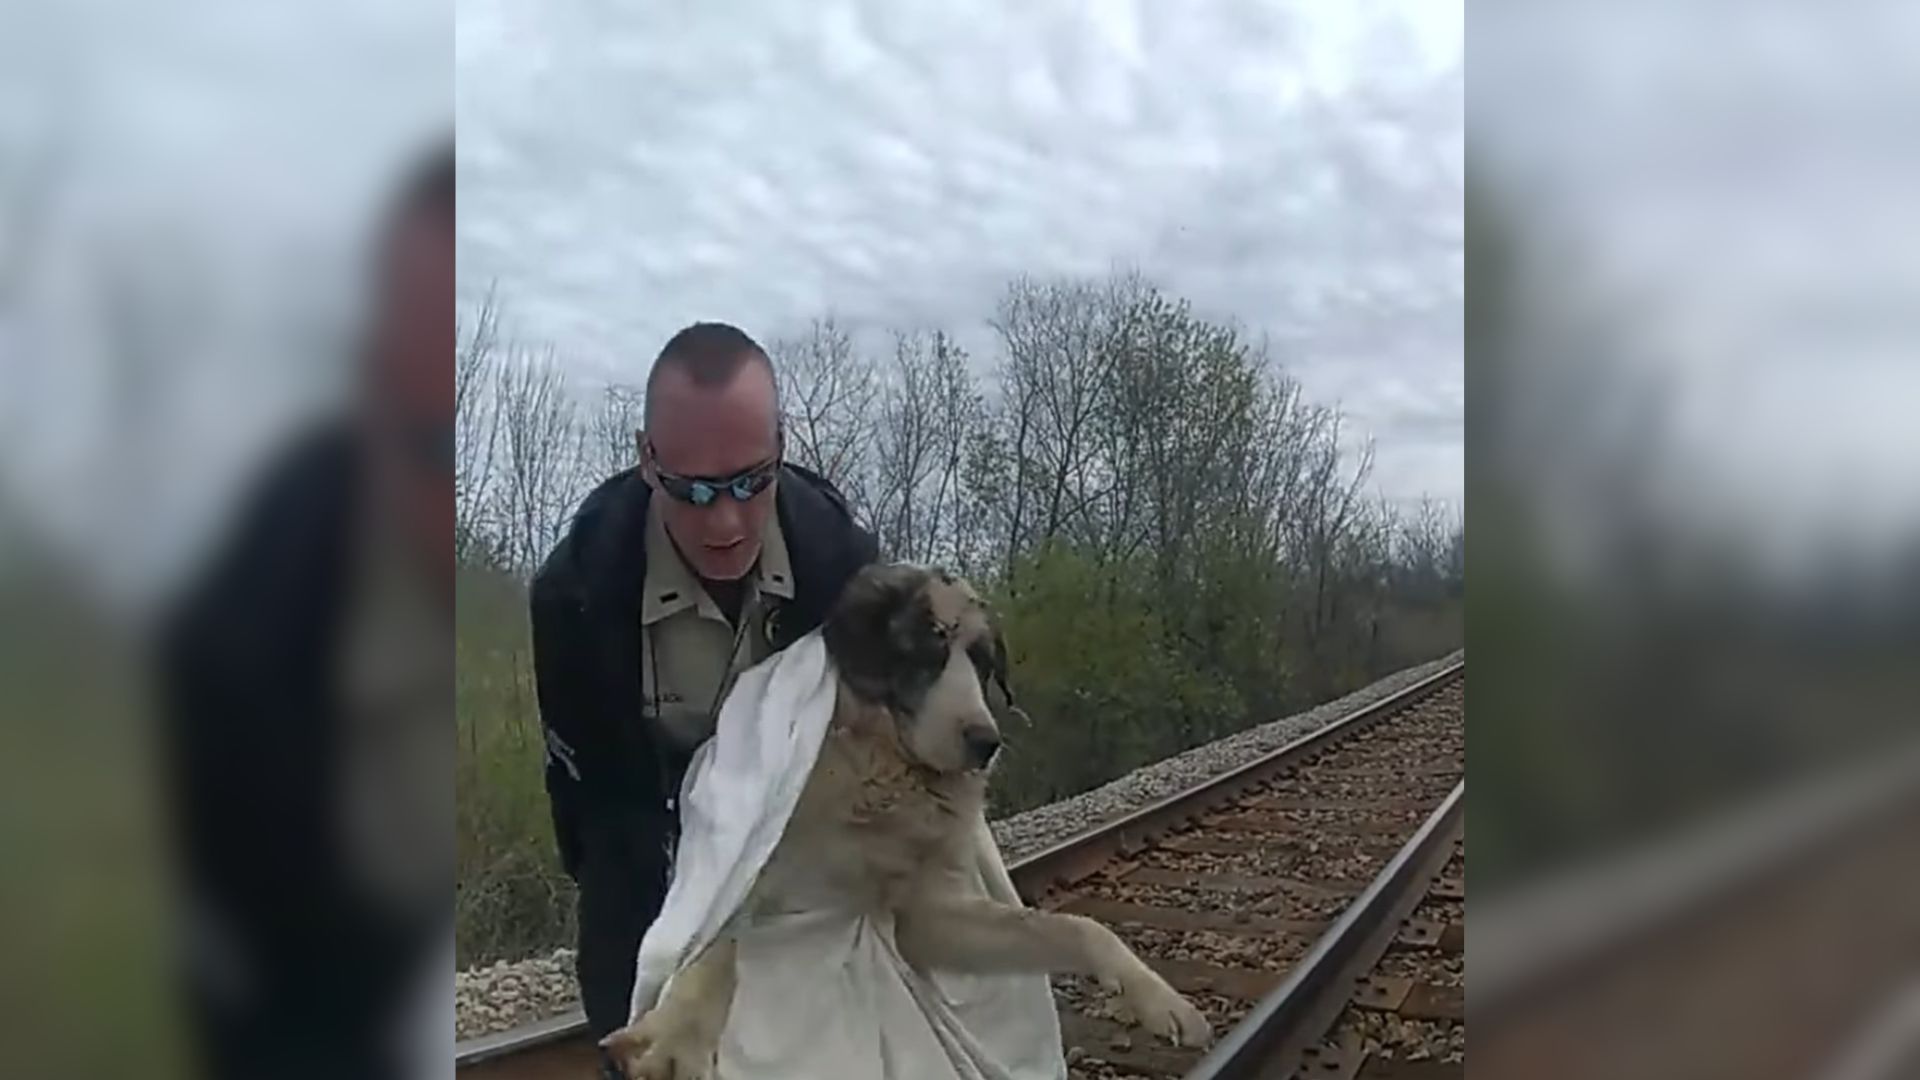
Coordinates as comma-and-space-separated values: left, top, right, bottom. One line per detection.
627, 630, 1067, 1080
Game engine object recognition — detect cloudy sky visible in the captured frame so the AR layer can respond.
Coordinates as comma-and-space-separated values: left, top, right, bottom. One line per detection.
457, 0, 1463, 508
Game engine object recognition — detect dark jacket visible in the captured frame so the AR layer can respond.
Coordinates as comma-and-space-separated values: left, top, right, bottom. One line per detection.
157, 420, 442, 1080
529, 462, 877, 1037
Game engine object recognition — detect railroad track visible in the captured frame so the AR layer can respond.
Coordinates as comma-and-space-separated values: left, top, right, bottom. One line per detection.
1213, 799, 1466, 1079
457, 661, 1466, 1080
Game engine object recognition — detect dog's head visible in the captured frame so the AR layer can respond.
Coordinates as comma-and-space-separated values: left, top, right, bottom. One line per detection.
821, 562, 1017, 775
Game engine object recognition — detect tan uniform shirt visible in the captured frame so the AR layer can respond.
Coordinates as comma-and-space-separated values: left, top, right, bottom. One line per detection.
639, 502, 795, 751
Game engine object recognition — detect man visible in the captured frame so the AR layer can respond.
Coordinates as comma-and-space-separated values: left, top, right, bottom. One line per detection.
529, 323, 878, 1072
158, 143, 453, 1080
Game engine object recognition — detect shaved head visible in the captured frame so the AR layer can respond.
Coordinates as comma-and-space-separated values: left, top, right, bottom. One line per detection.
644, 322, 780, 434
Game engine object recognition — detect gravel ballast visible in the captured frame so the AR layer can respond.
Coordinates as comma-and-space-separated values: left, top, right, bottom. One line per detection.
989, 649, 1463, 861
454, 649, 1465, 1041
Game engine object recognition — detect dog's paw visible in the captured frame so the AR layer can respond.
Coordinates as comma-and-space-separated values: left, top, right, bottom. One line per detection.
1117, 976, 1214, 1049
600, 1011, 718, 1080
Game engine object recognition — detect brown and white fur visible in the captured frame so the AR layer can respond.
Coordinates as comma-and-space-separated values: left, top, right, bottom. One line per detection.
603, 562, 1212, 1079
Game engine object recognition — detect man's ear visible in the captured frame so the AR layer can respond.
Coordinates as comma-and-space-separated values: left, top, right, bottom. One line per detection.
636, 431, 660, 489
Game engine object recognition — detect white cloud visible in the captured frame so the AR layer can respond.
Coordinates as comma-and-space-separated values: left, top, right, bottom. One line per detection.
457, 0, 1464, 506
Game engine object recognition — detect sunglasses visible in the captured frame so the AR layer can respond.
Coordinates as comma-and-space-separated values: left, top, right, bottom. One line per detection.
648, 447, 780, 507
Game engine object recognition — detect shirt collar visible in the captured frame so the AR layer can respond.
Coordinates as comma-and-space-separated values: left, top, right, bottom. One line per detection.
755, 510, 795, 600
641, 501, 707, 626
640, 498, 794, 624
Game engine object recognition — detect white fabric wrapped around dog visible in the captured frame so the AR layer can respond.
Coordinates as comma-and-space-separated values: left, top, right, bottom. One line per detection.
625, 629, 1067, 1080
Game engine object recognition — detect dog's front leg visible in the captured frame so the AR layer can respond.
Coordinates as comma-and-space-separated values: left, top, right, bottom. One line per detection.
895, 899, 1212, 1048
601, 937, 739, 1080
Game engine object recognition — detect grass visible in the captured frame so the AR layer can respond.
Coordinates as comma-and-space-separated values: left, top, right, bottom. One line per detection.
455, 564, 577, 969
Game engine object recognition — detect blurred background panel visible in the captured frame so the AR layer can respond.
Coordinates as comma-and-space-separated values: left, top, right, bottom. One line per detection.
1, 0, 446, 611
0, 0, 447, 1077
1470, 0, 1920, 1075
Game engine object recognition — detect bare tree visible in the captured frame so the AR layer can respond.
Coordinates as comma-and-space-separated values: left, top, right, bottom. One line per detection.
957, 414, 1016, 582
588, 383, 645, 480
868, 331, 943, 562
1390, 495, 1460, 603
928, 339, 988, 576
918, 333, 982, 569
1101, 289, 1265, 595
1442, 516, 1466, 589
494, 347, 583, 576
455, 291, 504, 565
1289, 415, 1376, 657
771, 316, 878, 502
990, 276, 1129, 551
1238, 363, 1314, 566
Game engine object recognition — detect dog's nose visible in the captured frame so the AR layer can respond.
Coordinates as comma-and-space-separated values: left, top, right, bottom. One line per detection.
962, 726, 1002, 768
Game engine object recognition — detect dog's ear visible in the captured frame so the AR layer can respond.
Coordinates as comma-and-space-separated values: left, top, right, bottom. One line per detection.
823, 563, 938, 702
969, 613, 1027, 724
986, 626, 1014, 707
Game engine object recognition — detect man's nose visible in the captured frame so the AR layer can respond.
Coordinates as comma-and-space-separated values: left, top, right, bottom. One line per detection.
962, 724, 1002, 769
703, 497, 746, 535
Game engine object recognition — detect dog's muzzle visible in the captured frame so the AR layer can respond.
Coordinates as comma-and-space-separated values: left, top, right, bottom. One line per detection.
962, 725, 1002, 769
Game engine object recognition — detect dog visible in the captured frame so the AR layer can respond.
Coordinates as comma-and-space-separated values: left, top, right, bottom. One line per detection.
603, 562, 1213, 1079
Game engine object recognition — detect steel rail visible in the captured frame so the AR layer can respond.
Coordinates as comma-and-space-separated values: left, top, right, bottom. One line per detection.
1180, 781, 1464, 1080
1009, 660, 1465, 903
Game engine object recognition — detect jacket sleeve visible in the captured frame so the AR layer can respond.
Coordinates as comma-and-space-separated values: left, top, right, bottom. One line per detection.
528, 572, 586, 881
850, 518, 880, 566
531, 562, 677, 892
